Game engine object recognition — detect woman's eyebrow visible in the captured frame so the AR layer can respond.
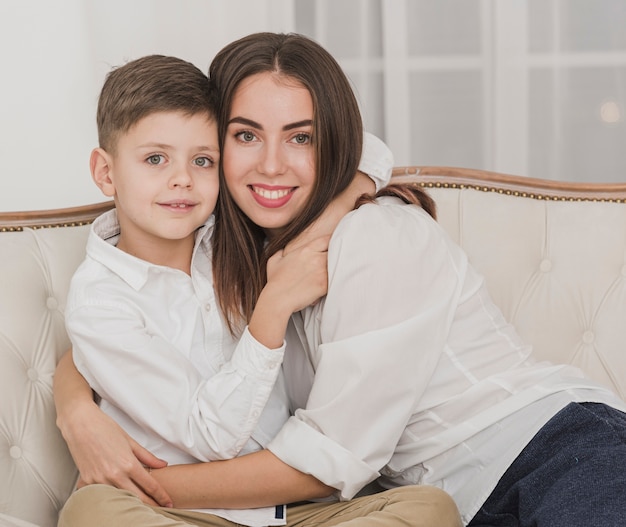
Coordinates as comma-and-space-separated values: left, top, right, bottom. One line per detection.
228, 116, 260, 128
227, 117, 313, 131
283, 119, 313, 131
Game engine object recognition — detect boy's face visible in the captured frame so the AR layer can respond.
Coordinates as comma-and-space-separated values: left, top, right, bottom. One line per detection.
93, 111, 219, 253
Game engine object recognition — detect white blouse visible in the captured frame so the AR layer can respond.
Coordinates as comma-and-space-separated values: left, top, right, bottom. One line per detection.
269, 196, 626, 524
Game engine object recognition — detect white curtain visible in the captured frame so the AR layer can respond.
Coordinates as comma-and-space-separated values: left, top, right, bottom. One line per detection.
297, 0, 626, 183
1, 0, 624, 212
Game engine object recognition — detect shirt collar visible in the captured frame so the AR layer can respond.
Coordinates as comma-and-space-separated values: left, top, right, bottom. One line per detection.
86, 209, 214, 290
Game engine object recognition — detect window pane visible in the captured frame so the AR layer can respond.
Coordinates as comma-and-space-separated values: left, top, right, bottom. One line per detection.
407, 0, 482, 56
326, 0, 362, 59
530, 67, 626, 182
560, 0, 626, 52
530, 0, 626, 53
528, 0, 555, 53
409, 71, 484, 167
294, 0, 315, 40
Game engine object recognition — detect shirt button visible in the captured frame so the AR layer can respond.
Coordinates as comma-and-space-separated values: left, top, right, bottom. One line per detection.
205, 303, 212, 312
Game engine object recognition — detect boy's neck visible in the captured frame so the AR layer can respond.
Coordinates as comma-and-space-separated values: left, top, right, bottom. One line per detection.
116, 234, 195, 275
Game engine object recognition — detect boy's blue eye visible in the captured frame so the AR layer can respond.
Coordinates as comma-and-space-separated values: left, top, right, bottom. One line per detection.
194, 156, 213, 168
147, 154, 163, 165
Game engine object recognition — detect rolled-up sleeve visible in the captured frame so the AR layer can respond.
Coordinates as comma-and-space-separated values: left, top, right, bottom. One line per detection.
268, 199, 467, 498
358, 132, 394, 190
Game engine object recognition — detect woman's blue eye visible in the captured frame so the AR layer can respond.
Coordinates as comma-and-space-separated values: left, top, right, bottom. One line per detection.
237, 131, 256, 142
293, 133, 310, 144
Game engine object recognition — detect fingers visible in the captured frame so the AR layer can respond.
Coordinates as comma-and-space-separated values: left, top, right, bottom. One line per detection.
284, 231, 331, 255
131, 437, 168, 470
305, 234, 330, 252
280, 234, 330, 261
133, 467, 173, 507
76, 467, 172, 508
130, 440, 173, 507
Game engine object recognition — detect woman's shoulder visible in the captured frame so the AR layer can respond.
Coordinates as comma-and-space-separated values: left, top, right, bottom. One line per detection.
334, 195, 439, 242
325, 196, 453, 269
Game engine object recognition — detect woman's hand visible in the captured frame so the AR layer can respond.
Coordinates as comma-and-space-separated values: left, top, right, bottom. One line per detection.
150, 449, 334, 510
54, 350, 173, 507
70, 406, 172, 507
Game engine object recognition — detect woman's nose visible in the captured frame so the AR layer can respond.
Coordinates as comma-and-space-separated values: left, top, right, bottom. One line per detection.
258, 141, 286, 177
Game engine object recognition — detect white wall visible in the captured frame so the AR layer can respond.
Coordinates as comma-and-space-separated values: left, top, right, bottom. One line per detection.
0, 0, 294, 212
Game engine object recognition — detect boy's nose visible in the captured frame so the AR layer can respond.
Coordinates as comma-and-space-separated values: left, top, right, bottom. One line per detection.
170, 166, 193, 188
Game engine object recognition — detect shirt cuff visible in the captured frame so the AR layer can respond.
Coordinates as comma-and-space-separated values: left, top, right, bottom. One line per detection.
230, 326, 285, 381
267, 415, 379, 500
358, 132, 394, 191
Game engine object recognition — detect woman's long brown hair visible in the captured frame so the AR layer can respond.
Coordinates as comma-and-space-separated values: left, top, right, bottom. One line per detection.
209, 32, 435, 334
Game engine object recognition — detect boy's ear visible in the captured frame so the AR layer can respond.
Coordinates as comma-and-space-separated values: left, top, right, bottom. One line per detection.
90, 147, 116, 197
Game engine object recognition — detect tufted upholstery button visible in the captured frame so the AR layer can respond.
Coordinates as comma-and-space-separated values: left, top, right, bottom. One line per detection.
27, 368, 39, 381
46, 296, 58, 310
9, 446, 22, 459
582, 331, 595, 344
539, 259, 552, 273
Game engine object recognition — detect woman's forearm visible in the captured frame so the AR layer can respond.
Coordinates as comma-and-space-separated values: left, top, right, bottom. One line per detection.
53, 349, 173, 505
152, 449, 334, 509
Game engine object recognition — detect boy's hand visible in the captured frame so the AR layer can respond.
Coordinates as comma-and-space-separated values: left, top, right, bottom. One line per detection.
249, 235, 329, 349
266, 234, 330, 312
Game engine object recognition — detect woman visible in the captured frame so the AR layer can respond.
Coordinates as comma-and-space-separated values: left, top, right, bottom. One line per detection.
55, 34, 461, 527
59, 32, 626, 526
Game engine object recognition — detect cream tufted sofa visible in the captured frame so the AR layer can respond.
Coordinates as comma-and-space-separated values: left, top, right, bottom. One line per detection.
1, 167, 626, 527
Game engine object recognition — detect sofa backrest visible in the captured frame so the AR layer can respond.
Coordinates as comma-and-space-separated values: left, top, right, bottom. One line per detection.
0, 203, 113, 527
394, 166, 626, 401
1, 168, 626, 526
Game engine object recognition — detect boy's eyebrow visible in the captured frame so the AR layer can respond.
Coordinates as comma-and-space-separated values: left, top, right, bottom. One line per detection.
228, 116, 313, 131
138, 142, 219, 152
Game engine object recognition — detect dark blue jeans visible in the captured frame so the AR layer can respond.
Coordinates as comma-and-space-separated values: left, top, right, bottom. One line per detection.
468, 402, 626, 527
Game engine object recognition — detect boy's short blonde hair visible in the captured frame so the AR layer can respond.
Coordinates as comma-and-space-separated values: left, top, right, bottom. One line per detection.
97, 54, 217, 153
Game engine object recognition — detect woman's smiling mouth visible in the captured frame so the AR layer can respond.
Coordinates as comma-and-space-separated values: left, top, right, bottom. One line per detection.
249, 185, 296, 208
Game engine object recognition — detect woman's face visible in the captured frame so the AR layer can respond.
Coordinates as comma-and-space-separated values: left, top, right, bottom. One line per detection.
222, 72, 316, 238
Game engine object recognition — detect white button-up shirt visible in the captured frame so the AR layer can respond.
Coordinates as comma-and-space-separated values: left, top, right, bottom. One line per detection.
269, 197, 626, 525
66, 133, 394, 527
68, 212, 289, 526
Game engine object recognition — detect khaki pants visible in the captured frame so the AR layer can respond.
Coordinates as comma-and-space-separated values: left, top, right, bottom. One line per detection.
58, 483, 461, 527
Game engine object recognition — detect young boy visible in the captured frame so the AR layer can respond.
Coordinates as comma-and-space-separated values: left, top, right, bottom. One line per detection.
61, 55, 394, 526
64, 54, 332, 526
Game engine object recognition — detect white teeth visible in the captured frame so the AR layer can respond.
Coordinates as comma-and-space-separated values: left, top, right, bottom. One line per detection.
252, 187, 290, 199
